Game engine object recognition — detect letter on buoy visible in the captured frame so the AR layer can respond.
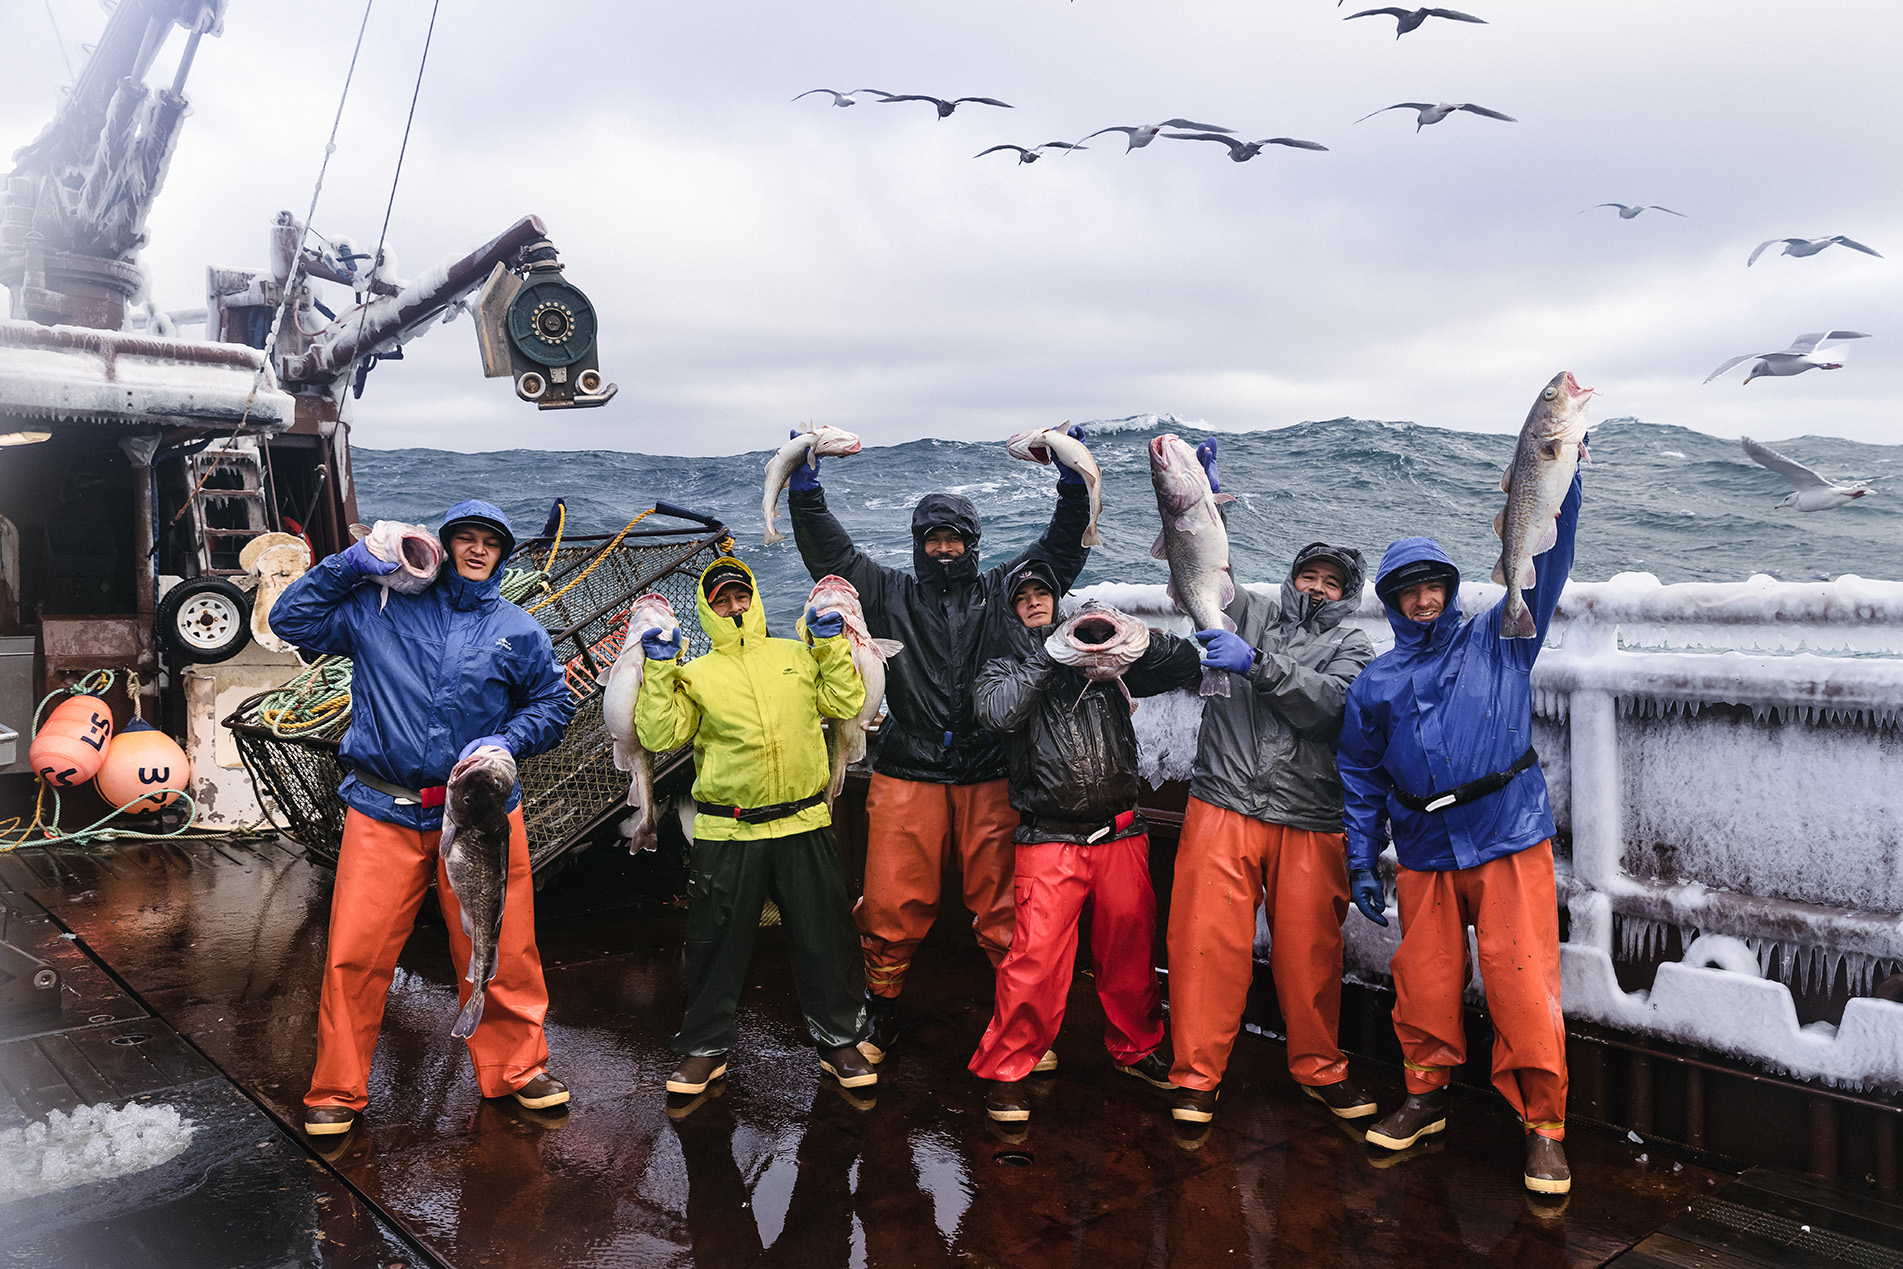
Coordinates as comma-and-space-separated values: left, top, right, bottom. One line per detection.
95, 719, 192, 814
30, 694, 114, 788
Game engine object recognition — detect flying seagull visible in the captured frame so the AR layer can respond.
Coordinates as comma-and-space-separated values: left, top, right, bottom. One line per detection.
1747, 236, 1884, 267
872, 93, 1012, 119
1740, 437, 1873, 512
1164, 132, 1330, 161
793, 88, 884, 108
1356, 101, 1516, 130
1344, 7, 1488, 37
1703, 331, 1870, 385
1078, 119, 1235, 152
1581, 203, 1686, 220
975, 141, 1088, 164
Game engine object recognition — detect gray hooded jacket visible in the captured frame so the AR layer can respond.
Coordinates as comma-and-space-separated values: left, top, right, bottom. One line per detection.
1188, 547, 1375, 832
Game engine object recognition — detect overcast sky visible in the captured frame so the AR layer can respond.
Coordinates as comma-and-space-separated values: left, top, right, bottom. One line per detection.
6, 1, 1902, 453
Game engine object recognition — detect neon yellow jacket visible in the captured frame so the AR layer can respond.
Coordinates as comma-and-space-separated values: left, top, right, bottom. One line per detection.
635, 558, 865, 841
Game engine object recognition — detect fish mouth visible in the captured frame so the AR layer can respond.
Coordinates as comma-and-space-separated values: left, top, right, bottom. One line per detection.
401, 538, 435, 569
1560, 371, 1595, 399
1071, 617, 1119, 646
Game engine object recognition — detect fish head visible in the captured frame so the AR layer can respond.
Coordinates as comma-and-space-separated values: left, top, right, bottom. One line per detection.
1524, 371, 1594, 453
809, 424, 863, 458
449, 747, 518, 819
803, 574, 870, 640
1004, 430, 1055, 464
1149, 434, 1210, 517
1046, 600, 1150, 680
625, 592, 680, 644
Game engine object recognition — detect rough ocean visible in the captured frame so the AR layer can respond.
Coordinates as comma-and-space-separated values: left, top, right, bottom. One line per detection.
354, 415, 1900, 631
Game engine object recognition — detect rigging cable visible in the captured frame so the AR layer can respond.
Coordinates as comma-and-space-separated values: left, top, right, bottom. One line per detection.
160, 0, 379, 546
351, 0, 444, 358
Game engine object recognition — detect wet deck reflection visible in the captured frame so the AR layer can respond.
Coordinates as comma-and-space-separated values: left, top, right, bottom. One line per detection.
2, 836, 1729, 1266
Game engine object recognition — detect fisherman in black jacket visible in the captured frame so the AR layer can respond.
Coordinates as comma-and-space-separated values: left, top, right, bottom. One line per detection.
787, 431, 1094, 1062
966, 560, 1201, 1123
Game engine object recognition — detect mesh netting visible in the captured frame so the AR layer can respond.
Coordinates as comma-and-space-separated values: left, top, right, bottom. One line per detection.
226, 517, 726, 873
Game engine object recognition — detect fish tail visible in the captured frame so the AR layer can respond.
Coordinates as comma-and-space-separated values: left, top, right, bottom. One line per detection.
1198, 666, 1232, 698
451, 988, 487, 1039
1500, 595, 1538, 640
764, 525, 787, 546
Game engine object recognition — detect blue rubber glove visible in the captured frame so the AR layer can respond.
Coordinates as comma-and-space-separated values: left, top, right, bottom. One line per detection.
1195, 437, 1220, 494
640, 626, 684, 660
789, 429, 822, 494
1194, 628, 1254, 675
1350, 868, 1389, 927
340, 537, 399, 576
804, 606, 845, 639
1053, 423, 1088, 486
459, 735, 509, 762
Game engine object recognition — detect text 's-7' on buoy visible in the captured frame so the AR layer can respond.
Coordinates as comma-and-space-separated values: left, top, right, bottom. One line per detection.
95, 719, 192, 814
30, 694, 114, 788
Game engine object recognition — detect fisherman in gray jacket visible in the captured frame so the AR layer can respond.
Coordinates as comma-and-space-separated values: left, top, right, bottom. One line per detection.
1166, 542, 1377, 1127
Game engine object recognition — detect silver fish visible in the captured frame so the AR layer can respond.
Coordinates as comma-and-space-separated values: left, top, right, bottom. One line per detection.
763, 424, 863, 545
441, 745, 516, 1038
362, 520, 444, 609
1148, 433, 1237, 697
604, 593, 681, 853
1493, 370, 1594, 639
1005, 425, 1104, 546
800, 575, 903, 805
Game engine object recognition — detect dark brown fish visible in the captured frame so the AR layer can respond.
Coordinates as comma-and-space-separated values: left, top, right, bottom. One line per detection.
442, 746, 516, 1038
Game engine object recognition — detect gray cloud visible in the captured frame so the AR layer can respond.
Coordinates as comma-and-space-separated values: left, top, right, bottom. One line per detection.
6, 0, 1900, 452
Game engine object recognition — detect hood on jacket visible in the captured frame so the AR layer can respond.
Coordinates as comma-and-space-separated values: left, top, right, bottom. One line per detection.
1282, 542, 1366, 626
1000, 556, 1063, 643
440, 499, 517, 559
911, 492, 982, 587
695, 555, 769, 651
1374, 537, 1463, 648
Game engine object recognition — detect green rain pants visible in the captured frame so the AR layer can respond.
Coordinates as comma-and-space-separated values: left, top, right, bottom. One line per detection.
673, 826, 867, 1057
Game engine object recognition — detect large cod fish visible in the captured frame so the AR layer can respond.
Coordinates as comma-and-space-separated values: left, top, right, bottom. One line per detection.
1004, 425, 1105, 546
358, 520, 444, 609
762, 424, 863, 545
1147, 433, 1236, 697
1493, 370, 1594, 639
800, 575, 903, 805
441, 745, 517, 1038
1046, 600, 1150, 714
603, 593, 681, 853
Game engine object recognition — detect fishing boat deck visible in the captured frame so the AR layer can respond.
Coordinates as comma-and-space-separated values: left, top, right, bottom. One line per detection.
6, 831, 1896, 1268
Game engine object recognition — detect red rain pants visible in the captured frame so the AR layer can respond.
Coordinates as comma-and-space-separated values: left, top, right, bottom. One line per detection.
1167, 798, 1351, 1092
1391, 840, 1568, 1140
968, 834, 1165, 1082
305, 806, 550, 1112
857, 774, 1016, 997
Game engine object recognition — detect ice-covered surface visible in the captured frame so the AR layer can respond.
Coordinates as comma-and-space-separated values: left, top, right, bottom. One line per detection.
0, 1100, 196, 1201
0, 320, 292, 429
1079, 574, 1903, 1090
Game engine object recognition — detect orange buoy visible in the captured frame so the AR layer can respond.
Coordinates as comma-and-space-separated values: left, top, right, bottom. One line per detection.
95, 719, 192, 814
29, 694, 115, 788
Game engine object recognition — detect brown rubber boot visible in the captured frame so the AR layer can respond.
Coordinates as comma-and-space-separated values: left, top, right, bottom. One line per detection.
1303, 1076, 1379, 1120
1524, 1132, 1571, 1194
1170, 1085, 1220, 1123
820, 1044, 879, 1089
1364, 1089, 1449, 1150
512, 1073, 570, 1110
666, 1053, 729, 1095
303, 1105, 358, 1137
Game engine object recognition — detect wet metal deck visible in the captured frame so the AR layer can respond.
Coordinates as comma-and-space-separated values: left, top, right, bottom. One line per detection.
2, 833, 1743, 1267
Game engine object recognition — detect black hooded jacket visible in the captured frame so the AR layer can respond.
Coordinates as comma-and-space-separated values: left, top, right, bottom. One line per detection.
974, 563, 1202, 843
788, 483, 1092, 784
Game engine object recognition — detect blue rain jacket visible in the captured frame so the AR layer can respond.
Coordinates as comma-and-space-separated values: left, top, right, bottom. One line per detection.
1337, 471, 1580, 874
269, 548, 573, 831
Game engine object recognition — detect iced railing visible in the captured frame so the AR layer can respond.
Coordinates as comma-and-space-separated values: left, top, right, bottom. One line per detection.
1071, 574, 1903, 1091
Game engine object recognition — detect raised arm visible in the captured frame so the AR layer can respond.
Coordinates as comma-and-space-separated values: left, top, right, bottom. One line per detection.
974, 648, 1061, 734
1246, 628, 1375, 738
1125, 629, 1203, 698
266, 554, 365, 657
1337, 682, 1393, 874
501, 627, 574, 760
997, 482, 1092, 590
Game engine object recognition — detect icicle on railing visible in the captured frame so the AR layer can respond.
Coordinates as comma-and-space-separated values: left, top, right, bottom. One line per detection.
1610, 914, 1901, 998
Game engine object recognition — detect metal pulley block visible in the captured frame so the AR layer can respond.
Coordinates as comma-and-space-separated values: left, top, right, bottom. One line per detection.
473, 238, 617, 410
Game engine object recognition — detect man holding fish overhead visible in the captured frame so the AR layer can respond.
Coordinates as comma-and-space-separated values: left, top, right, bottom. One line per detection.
968, 561, 1201, 1124
271, 500, 574, 1139
1337, 371, 1592, 1196
787, 426, 1095, 1063
634, 557, 876, 1098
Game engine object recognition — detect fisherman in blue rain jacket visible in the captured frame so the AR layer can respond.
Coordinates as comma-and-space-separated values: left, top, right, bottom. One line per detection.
1336, 467, 1582, 1197
270, 499, 574, 1138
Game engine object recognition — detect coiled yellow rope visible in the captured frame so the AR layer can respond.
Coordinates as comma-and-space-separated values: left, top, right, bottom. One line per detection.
526, 508, 655, 615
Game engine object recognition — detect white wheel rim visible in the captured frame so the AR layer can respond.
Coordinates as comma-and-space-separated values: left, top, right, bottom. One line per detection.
176, 593, 241, 650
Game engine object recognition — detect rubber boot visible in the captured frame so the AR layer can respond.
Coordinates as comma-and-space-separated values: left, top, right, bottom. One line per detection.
860, 990, 901, 1064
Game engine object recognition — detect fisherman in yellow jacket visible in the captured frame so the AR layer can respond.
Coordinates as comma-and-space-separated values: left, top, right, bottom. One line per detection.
635, 558, 875, 1097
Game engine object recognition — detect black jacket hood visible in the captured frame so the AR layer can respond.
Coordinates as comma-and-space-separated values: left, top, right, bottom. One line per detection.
912, 492, 983, 587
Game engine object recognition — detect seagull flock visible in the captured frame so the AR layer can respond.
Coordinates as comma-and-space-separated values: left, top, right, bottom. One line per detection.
797, 12, 1884, 514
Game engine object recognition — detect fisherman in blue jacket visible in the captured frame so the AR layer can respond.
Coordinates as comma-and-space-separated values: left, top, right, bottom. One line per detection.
1336, 468, 1582, 1197
271, 500, 574, 1138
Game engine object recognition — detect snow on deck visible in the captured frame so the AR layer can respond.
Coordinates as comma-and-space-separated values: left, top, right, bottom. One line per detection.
1071, 574, 1903, 1092
0, 319, 293, 429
